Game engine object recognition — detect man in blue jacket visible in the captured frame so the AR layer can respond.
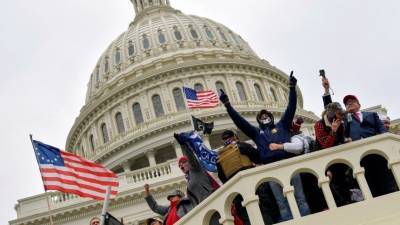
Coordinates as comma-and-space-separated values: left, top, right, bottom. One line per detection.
219, 73, 298, 163
219, 73, 299, 222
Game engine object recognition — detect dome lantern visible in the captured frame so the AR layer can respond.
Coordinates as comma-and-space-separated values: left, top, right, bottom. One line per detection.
130, 0, 171, 15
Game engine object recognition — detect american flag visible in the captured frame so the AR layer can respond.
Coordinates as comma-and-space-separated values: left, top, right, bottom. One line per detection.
32, 140, 118, 200
183, 86, 219, 108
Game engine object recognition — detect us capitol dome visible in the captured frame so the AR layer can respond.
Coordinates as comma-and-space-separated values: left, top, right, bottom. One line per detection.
11, 1, 321, 225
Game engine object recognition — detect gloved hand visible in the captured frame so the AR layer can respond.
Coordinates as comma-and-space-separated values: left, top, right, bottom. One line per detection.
289, 71, 297, 87
174, 133, 184, 145
219, 89, 230, 105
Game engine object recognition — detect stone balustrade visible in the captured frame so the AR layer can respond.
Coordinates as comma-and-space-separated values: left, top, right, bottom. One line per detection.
122, 160, 178, 185
176, 133, 400, 225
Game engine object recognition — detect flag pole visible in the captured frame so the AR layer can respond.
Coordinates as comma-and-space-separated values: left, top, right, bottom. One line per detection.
29, 134, 55, 225
100, 186, 112, 225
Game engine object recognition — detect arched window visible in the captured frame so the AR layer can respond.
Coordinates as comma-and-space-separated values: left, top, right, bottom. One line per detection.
270, 87, 278, 102
204, 26, 214, 40
89, 134, 95, 152
236, 81, 247, 101
101, 123, 109, 143
132, 103, 144, 124
215, 81, 225, 95
142, 34, 150, 49
104, 57, 109, 73
194, 83, 204, 92
173, 26, 183, 41
152, 94, 165, 117
254, 83, 264, 101
128, 41, 135, 56
158, 29, 166, 44
173, 88, 186, 111
115, 49, 121, 64
189, 25, 199, 39
115, 112, 125, 134
218, 28, 228, 42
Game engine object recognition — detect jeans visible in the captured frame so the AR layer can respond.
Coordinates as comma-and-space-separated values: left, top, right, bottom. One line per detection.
270, 174, 310, 221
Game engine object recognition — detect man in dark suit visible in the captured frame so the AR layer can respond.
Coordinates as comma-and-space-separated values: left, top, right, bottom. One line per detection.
342, 95, 386, 140
322, 77, 397, 197
321, 77, 386, 141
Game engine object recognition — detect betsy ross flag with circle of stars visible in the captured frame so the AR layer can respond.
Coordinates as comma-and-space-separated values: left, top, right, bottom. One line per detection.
32, 140, 118, 200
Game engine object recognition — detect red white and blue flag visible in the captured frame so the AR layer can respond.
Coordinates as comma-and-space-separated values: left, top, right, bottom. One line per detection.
32, 140, 119, 200
183, 86, 219, 109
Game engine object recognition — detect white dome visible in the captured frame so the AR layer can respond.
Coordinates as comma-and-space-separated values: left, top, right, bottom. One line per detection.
67, 0, 317, 171
86, 2, 258, 102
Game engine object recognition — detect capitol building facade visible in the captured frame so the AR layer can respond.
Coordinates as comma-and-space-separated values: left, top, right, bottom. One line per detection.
10, 1, 400, 225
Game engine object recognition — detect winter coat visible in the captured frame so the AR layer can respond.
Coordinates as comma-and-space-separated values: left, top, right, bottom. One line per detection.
144, 194, 193, 224
181, 145, 216, 206
224, 86, 297, 163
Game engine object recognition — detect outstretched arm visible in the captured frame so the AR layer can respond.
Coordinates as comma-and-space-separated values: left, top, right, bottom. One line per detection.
280, 85, 297, 130
322, 77, 332, 107
144, 184, 170, 216
174, 133, 202, 172
219, 89, 259, 140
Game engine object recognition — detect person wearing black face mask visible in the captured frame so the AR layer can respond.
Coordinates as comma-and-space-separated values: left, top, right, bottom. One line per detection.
219, 72, 298, 164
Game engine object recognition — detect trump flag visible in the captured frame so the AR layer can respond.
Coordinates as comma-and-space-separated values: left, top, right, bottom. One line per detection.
32, 139, 119, 200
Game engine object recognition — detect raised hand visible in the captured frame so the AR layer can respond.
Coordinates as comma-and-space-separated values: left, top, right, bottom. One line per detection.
219, 89, 230, 105
331, 118, 341, 133
144, 183, 150, 196
289, 71, 297, 87
322, 77, 330, 94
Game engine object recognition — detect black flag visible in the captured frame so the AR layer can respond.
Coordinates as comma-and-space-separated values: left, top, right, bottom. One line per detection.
105, 212, 123, 225
192, 116, 214, 135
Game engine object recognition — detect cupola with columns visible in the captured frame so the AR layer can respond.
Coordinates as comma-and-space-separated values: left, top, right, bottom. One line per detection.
130, 0, 172, 16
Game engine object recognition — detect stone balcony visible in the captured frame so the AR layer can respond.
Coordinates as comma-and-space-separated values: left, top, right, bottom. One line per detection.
12, 134, 400, 225
177, 133, 400, 225
12, 160, 184, 220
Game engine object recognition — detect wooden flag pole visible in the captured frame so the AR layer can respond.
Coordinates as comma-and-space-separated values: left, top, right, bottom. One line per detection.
100, 186, 112, 225
29, 134, 55, 225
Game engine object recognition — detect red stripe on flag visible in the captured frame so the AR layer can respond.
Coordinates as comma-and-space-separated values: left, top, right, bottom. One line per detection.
40, 167, 118, 186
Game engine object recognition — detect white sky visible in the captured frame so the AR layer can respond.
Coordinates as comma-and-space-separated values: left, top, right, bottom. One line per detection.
1, 0, 399, 223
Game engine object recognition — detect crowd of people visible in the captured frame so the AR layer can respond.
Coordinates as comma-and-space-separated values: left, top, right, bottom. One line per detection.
142, 73, 398, 225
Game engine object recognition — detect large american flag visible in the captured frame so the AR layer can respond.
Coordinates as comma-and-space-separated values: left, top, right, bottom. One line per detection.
32, 140, 118, 200
183, 86, 219, 108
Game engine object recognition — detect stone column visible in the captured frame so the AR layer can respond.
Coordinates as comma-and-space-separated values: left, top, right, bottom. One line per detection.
146, 149, 156, 166
106, 111, 116, 139
319, 177, 337, 210
242, 195, 265, 225
123, 100, 134, 130
389, 159, 400, 188
122, 161, 131, 173
173, 141, 184, 158
283, 186, 301, 219
353, 167, 372, 200
202, 134, 211, 149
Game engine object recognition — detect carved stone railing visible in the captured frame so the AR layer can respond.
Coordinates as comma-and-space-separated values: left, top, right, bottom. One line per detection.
177, 133, 400, 225
120, 159, 181, 185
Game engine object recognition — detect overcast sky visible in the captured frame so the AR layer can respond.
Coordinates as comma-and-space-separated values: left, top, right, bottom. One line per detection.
1, 0, 399, 223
